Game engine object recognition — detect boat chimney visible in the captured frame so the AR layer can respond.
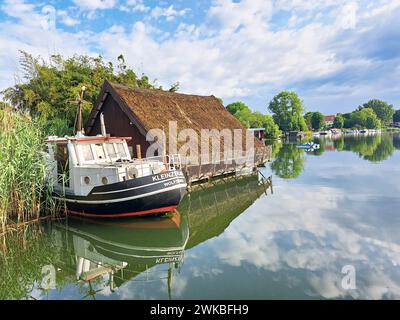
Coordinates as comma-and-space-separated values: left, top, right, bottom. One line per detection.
100, 112, 107, 136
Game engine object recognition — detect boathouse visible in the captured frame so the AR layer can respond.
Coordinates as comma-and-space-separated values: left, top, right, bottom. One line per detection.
85, 81, 271, 182
248, 127, 266, 141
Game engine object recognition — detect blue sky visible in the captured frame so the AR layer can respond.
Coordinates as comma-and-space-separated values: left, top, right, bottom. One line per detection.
0, 0, 399, 114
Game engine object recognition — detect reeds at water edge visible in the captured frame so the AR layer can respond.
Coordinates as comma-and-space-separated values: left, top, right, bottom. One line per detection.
0, 109, 57, 232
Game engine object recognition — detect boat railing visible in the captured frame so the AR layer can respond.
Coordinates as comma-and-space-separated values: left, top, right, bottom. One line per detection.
131, 154, 182, 172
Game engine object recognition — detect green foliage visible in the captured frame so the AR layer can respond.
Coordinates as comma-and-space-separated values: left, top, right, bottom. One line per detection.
0, 110, 59, 229
263, 114, 281, 139
333, 113, 344, 128
234, 105, 253, 127
269, 133, 397, 181
271, 143, 305, 179
268, 91, 308, 132
169, 81, 180, 92
226, 101, 281, 138
393, 109, 400, 123
310, 112, 325, 131
1, 51, 175, 130
270, 139, 283, 158
226, 101, 249, 115
0, 101, 11, 110
359, 99, 395, 126
0, 225, 59, 299
304, 112, 313, 130
340, 134, 395, 162
350, 108, 381, 129
393, 134, 400, 150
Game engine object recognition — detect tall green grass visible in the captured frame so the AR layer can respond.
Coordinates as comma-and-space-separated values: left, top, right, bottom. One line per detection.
0, 109, 59, 231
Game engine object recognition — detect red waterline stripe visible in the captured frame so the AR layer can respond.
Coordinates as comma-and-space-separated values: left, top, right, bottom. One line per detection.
60, 205, 177, 218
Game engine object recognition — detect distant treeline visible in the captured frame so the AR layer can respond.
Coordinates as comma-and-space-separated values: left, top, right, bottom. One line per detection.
271, 133, 400, 180
226, 92, 399, 134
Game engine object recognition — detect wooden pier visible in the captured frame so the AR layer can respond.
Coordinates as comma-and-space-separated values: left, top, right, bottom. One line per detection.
181, 145, 272, 187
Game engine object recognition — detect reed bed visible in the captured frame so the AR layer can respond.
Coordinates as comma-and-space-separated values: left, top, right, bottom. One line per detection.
0, 109, 56, 232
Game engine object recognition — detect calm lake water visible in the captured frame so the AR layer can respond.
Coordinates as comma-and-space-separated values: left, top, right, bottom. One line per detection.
1, 132, 400, 300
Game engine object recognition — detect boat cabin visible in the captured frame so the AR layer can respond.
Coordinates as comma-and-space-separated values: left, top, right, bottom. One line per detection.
45, 135, 168, 197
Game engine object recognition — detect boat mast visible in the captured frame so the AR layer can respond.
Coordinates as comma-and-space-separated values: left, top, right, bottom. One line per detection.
75, 86, 86, 136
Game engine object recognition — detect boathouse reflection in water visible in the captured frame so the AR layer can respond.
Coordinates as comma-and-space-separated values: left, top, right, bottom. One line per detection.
46, 173, 272, 299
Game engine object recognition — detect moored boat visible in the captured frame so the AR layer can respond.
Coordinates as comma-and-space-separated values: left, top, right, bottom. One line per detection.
44, 87, 187, 218
297, 141, 320, 150
45, 134, 187, 218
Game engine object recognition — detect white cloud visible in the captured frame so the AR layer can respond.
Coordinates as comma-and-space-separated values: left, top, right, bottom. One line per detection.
0, 1, 92, 91
96, 1, 342, 98
58, 10, 80, 27
0, 0, 399, 112
204, 177, 400, 299
150, 5, 190, 22
208, 0, 273, 34
120, 0, 150, 13
335, 2, 358, 29
73, 0, 117, 11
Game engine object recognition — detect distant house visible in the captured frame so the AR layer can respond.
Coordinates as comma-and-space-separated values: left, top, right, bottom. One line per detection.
85, 81, 271, 182
324, 115, 336, 127
248, 128, 265, 140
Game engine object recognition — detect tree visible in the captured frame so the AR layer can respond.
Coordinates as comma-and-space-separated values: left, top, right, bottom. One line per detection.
234, 106, 253, 127
226, 101, 249, 115
350, 108, 381, 129
0, 101, 11, 110
226, 101, 281, 138
1, 51, 172, 129
268, 91, 308, 132
304, 112, 313, 130
393, 109, 400, 123
311, 112, 325, 131
360, 99, 395, 126
333, 113, 344, 128
263, 114, 281, 139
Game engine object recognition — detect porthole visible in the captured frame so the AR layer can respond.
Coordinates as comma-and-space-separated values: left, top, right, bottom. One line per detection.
84, 176, 91, 185
102, 177, 108, 185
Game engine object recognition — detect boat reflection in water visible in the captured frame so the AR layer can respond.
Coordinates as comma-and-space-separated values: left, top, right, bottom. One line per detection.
49, 213, 189, 298
41, 173, 272, 299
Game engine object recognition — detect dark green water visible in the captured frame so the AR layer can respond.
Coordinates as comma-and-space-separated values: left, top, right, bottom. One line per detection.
1, 132, 400, 300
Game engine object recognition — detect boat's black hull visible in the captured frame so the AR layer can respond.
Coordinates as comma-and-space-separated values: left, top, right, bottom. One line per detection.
53, 170, 187, 218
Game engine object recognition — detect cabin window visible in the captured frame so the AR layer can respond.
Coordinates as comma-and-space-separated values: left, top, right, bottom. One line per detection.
81, 145, 94, 161
128, 146, 134, 157
94, 144, 105, 160
55, 144, 69, 187
117, 143, 127, 158
106, 143, 117, 159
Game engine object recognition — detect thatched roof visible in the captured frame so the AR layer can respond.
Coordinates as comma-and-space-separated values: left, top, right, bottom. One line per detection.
86, 81, 266, 157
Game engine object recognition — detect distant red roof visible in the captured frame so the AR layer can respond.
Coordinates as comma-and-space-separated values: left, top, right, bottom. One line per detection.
325, 115, 336, 122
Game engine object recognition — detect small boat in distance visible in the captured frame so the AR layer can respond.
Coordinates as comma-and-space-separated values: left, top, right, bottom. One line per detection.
44, 87, 187, 218
297, 141, 320, 150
